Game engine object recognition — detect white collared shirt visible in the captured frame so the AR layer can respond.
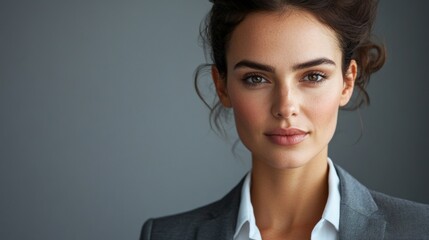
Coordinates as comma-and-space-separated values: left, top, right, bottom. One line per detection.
234, 158, 341, 240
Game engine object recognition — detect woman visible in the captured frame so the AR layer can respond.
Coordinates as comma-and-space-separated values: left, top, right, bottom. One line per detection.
141, 0, 429, 239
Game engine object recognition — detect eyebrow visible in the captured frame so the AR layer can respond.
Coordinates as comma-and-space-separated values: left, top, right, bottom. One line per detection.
234, 60, 275, 72
233, 58, 336, 72
292, 58, 336, 71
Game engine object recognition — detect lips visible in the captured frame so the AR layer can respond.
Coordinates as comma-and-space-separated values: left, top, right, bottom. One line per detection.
264, 128, 309, 146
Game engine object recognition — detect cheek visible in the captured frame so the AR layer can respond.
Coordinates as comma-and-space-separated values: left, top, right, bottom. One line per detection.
228, 87, 270, 139
306, 86, 342, 134
230, 93, 264, 130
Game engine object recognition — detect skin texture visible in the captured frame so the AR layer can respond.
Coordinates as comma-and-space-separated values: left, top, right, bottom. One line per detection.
212, 9, 357, 239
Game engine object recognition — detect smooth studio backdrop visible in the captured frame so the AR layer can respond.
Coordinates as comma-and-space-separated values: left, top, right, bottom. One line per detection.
1, 0, 428, 239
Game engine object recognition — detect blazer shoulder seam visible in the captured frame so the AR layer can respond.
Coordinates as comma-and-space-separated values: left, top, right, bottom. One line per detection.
141, 218, 153, 240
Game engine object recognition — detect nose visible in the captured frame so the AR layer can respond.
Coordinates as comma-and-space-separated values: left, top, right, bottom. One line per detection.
271, 87, 299, 119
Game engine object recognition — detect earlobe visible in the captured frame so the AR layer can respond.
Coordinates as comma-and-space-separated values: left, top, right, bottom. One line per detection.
340, 60, 357, 107
212, 65, 232, 108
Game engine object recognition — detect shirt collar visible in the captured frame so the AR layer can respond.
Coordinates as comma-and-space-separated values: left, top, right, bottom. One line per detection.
234, 171, 261, 239
233, 158, 341, 238
323, 157, 341, 231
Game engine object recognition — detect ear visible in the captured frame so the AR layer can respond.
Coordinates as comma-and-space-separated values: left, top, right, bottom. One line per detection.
212, 65, 232, 108
340, 60, 357, 107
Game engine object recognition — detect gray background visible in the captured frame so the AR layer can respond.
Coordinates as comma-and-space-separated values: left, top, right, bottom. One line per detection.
1, 0, 428, 239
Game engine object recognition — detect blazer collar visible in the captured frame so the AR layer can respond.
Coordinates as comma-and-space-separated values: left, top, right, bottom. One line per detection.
196, 165, 387, 239
196, 177, 244, 240
335, 165, 386, 239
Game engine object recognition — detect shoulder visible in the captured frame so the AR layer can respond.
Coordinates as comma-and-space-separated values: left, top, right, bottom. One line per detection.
369, 190, 429, 237
140, 201, 220, 240
335, 164, 429, 238
140, 178, 244, 240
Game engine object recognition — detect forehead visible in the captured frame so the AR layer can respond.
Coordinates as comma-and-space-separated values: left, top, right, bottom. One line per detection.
227, 9, 342, 68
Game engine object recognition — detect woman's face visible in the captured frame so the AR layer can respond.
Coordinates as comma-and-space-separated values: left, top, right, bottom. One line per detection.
213, 9, 356, 170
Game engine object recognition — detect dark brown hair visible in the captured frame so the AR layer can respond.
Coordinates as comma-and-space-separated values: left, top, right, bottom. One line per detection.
195, 0, 386, 134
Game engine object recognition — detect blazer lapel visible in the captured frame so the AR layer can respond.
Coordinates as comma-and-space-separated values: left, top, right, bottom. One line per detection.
194, 166, 388, 239
196, 177, 244, 240
339, 205, 386, 239
335, 165, 386, 239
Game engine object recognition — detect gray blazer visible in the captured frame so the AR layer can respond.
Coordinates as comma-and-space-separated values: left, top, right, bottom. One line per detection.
141, 165, 429, 239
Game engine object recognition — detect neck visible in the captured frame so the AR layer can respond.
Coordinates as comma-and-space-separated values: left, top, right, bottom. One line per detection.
250, 154, 329, 236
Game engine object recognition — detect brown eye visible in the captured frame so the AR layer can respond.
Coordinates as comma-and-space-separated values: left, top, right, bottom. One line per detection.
249, 76, 264, 83
243, 74, 268, 86
303, 72, 326, 83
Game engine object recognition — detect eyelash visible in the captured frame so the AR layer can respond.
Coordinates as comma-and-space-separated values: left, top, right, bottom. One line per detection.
241, 71, 328, 87
301, 71, 328, 85
242, 73, 269, 87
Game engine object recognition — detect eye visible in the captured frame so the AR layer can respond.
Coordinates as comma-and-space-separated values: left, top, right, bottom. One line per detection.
242, 74, 269, 87
302, 72, 327, 84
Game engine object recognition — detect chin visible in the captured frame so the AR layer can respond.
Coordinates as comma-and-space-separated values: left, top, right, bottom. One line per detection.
253, 152, 315, 170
